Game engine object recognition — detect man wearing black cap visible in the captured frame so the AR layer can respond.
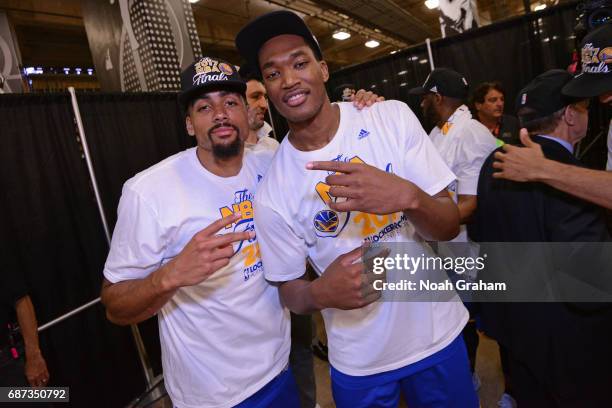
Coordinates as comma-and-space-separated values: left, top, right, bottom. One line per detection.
410, 67, 499, 393
471, 69, 612, 406
101, 56, 301, 408
410, 68, 499, 228
493, 24, 612, 210
236, 11, 477, 408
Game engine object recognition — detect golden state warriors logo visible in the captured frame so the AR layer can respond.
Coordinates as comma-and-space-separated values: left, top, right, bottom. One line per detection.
314, 210, 339, 233
312, 155, 365, 238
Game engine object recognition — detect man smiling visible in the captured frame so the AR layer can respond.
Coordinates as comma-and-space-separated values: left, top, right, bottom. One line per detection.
101, 57, 299, 408
237, 11, 477, 408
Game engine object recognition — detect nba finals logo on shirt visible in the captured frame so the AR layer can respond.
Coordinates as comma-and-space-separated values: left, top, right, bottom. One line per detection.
219, 189, 262, 281
193, 57, 234, 86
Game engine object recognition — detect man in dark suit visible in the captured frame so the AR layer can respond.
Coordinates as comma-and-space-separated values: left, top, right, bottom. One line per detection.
470, 70, 612, 407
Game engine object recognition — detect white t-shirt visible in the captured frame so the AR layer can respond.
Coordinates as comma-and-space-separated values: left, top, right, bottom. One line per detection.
254, 101, 468, 376
429, 105, 500, 243
104, 147, 290, 408
247, 122, 280, 154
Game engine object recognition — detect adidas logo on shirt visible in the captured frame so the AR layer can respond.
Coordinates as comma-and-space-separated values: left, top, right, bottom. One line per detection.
357, 129, 370, 140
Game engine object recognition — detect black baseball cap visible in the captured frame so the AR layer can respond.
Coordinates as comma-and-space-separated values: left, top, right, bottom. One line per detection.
235, 11, 323, 73
409, 68, 469, 99
178, 57, 246, 110
562, 24, 612, 98
516, 69, 581, 122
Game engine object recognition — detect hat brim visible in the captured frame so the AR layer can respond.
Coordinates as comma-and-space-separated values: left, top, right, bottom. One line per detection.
236, 11, 322, 72
408, 86, 427, 95
178, 80, 246, 110
562, 73, 612, 98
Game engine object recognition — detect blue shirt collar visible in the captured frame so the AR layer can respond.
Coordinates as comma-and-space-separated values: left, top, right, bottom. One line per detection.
538, 135, 574, 154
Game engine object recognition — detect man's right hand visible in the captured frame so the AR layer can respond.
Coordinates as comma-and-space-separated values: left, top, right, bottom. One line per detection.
312, 246, 388, 310
161, 213, 254, 289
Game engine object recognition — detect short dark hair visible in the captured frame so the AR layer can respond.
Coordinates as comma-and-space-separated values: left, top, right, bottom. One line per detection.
469, 81, 505, 111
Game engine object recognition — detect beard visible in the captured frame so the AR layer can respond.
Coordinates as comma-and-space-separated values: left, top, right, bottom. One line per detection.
422, 106, 440, 130
207, 123, 242, 159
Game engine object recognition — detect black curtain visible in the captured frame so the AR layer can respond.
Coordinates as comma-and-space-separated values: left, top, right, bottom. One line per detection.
75, 93, 194, 228
328, 3, 581, 131
0, 93, 146, 407
76, 92, 195, 378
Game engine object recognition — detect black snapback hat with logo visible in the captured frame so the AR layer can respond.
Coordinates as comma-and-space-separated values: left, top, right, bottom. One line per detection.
562, 24, 612, 98
516, 69, 580, 122
178, 57, 246, 109
235, 11, 323, 72
409, 68, 469, 99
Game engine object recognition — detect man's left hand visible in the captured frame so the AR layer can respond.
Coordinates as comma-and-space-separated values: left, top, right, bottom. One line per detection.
25, 350, 50, 388
350, 89, 385, 110
306, 161, 418, 214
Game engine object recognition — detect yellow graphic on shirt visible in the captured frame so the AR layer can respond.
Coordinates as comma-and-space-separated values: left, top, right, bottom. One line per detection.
241, 243, 261, 267
218, 189, 262, 281
313, 155, 406, 242
220, 201, 254, 229
441, 122, 453, 135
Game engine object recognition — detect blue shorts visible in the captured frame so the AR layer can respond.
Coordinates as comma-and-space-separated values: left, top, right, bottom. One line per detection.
331, 335, 479, 408
234, 366, 300, 408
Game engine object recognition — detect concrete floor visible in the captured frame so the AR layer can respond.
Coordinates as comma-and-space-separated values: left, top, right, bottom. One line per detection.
313, 332, 505, 408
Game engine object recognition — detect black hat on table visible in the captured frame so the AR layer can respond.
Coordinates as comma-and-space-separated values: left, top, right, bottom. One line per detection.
409, 67, 469, 99
178, 56, 246, 109
562, 24, 612, 98
235, 11, 323, 73
516, 69, 581, 122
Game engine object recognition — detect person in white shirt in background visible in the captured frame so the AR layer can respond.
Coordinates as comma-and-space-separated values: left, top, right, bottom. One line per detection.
236, 10, 477, 408
239, 65, 281, 153
410, 67, 503, 403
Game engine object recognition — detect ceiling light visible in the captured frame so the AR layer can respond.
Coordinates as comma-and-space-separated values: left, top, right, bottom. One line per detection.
419, 59, 428, 64
410, 56, 419, 61
333, 30, 351, 40
390, 50, 397, 54
534, 3, 546, 11
365, 40, 380, 48
189, 0, 199, 3
425, 0, 439, 9
398, 70, 408, 75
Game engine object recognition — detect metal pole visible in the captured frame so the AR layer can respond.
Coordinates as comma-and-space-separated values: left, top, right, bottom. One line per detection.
39, 298, 101, 332
426, 38, 435, 71
68, 87, 112, 243
68, 87, 155, 389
